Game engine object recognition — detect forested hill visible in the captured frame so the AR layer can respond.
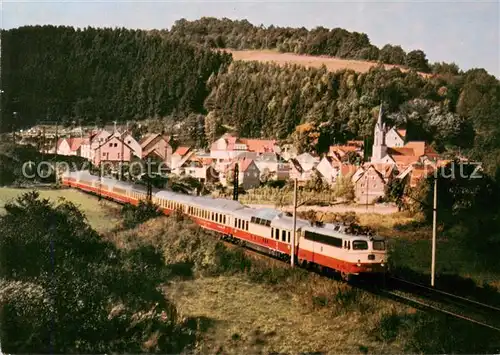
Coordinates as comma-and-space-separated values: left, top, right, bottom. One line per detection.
1, 26, 232, 131
166, 17, 456, 75
2, 24, 500, 174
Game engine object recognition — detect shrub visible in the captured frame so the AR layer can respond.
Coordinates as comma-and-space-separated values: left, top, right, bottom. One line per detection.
121, 200, 163, 229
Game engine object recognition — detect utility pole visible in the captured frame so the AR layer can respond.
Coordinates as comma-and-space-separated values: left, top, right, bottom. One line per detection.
366, 174, 369, 211
431, 176, 438, 287
291, 178, 298, 267
41, 127, 46, 159
12, 112, 17, 144
232, 163, 239, 201
120, 130, 124, 181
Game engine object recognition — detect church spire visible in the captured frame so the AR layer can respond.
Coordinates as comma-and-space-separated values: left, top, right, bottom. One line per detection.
377, 101, 384, 129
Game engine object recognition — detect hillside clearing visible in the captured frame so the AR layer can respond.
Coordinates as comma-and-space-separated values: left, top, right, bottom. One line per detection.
226, 49, 432, 77
0, 187, 121, 233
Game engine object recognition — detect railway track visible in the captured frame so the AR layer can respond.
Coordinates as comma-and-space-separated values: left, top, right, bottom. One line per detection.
73, 186, 500, 332
381, 277, 500, 332
220, 235, 500, 332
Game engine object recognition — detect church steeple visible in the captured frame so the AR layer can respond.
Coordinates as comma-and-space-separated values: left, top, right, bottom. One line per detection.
371, 102, 387, 162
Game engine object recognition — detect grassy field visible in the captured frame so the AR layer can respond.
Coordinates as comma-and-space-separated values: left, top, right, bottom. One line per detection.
227, 49, 432, 77
0, 187, 121, 233
107, 217, 498, 354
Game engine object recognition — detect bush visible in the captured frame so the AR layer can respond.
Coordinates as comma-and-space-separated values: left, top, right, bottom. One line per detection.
0, 191, 191, 353
121, 200, 163, 229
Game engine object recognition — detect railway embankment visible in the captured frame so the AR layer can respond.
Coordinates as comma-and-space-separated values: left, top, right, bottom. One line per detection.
105, 211, 500, 354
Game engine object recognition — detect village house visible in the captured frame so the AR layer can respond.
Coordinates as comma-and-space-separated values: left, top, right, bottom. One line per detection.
353, 164, 398, 204
56, 138, 71, 156
180, 160, 219, 183
353, 165, 386, 204
56, 137, 86, 156
279, 143, 298, 161
93, 135, 133, 166
253, 152, 289, 181
210, 133, 278, 162
221, 158, 261, 190
316, 155, 343, 184
79, 138, 92, 160
289, 157, 318, 183
140, 133, 172, 166
170, 146, 193, 169
116, 131, 142, 159
328, 144, 363, 160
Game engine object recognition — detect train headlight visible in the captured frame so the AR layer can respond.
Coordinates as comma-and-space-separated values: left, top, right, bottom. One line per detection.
357, 259, 361, 267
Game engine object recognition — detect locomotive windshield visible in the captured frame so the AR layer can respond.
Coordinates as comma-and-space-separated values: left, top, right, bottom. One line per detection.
352, 240, 368, 250
372, 240, 385, 250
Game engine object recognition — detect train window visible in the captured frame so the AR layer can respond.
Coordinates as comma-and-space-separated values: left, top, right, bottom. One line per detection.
265, 220, 271, 227
275, 228, 279, 240
288, 231, 291, 243
304, 231, 342, 248
281, 230, 286, 242
223, 215, 226, 224
373, 241, 385, 250
271, 228, 274, 237
234, 218, 237, 227
245, 221, 248, 230
352, 240, 368, 250
237, 219, 241, 229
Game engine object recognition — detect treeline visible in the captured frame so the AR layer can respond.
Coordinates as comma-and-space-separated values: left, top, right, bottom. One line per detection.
2, 23, 500, 174
166, 17, 457, 74
203, 60, 500, 170
1, 26, 231, 131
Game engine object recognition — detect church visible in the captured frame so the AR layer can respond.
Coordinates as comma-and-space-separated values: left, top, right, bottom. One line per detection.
371, 104, 438, 166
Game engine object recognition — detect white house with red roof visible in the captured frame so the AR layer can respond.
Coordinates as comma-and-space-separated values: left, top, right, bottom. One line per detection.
210, 133, 278, 162
56, 137, 86, 156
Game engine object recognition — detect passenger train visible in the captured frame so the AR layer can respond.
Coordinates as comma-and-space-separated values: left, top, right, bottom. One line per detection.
61, 170, 388, 280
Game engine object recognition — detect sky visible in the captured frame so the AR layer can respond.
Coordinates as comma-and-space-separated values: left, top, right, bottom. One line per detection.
1, 0, 499, 77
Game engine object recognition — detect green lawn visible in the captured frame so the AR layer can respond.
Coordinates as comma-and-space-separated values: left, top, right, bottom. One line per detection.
0, 187, 121, 233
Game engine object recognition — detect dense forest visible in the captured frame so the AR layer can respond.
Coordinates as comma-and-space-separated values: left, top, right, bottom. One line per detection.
1, 26, 231, 131
1, 22, 500, 174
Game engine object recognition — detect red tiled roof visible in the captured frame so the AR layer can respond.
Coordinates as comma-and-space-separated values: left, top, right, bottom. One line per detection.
174, 146, 190, 157
339, 164, 358, 176
140, 133, 158, 148
347, 140, 364, 147
239, 138, 276, 153
388, 147, 415, 156
397, 129, 407, 138
371, 163, 397, 179
329, 145, 359, 156
68, 137, 85, 152
227, 158, 255, 172
392, 155, 420, 167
